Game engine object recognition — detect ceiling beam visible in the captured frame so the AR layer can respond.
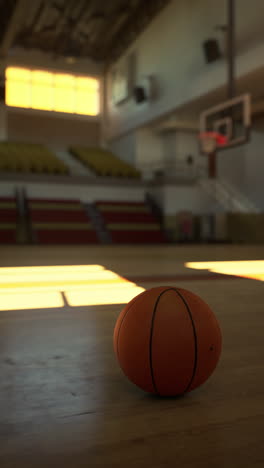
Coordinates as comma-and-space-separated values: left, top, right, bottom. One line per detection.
103, 0, 172, 65
77, 1, 131, 58
29, 1, 49, 34
52, 0, 76, 36
68, 0, 92, 38
92, 10, 130, 58
54, 0, 101, 57
0, 0, 30, 57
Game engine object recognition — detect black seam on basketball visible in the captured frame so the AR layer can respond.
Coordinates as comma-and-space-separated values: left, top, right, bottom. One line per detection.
171, 288, 198, 394
149, 288, 175, 395
116, 291, 144, 362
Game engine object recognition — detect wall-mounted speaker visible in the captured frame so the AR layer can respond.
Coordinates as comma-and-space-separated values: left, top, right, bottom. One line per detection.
133, 76, 157, 104
203, 39, 221, 63
133, 86, 147, 103
0, 85, 5, 102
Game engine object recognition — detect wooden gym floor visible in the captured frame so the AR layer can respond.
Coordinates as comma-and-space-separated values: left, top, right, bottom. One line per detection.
0, 244, 264, 468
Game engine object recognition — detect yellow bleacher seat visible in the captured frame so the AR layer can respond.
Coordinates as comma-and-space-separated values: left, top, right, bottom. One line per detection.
0, 142, 69, 175
69, 145, 141, 179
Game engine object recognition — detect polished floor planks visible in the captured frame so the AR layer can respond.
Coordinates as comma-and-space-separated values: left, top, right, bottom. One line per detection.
0, 245, 263, 467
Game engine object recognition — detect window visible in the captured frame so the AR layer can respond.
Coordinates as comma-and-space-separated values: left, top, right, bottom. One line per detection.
31, 70, 53, 111
5, 67, 100, 116
6, 67, 31, 109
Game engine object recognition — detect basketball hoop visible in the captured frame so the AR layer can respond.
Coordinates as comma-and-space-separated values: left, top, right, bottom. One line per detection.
199, 132, 228, 155
199, 94, 251, 152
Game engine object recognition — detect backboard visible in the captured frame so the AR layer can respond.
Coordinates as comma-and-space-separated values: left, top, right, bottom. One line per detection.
199, 93, 251, 154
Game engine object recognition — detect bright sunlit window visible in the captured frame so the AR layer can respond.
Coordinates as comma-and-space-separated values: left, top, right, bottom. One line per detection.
5, 67, 100, 116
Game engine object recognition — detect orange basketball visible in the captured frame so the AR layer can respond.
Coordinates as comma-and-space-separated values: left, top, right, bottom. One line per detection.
113, 286, 222, 396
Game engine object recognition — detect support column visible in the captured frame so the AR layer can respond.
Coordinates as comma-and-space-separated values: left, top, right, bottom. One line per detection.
227, 0, 235, 99
208, 151, 217, 178
0, 103, 7, 141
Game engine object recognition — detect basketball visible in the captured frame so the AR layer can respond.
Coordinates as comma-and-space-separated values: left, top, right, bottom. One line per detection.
114, 286, 222, 396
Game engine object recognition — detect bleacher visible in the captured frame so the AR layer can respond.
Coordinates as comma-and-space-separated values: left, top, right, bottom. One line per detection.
1, 143, 250, 246
0, 142, 69, 175
96, 201, 167, 243
0, 196, 18, 244
69, 146, 141, 178
27, 198, 98, 244
3, 191, 255, 245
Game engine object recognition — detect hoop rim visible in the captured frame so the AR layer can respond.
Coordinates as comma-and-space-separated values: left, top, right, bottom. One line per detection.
198, 131, 228, 146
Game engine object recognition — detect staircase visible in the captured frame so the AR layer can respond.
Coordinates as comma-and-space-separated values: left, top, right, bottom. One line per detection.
15, 188, 31, 244
51, 148, 95, 176
199, 178, 260, 213
84, 203, 112, 244
145, 192, 163, 225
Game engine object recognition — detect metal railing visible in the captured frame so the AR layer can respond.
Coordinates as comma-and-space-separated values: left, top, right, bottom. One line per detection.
198, 178, 260, 213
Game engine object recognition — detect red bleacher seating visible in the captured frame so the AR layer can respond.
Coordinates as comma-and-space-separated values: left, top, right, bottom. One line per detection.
0, 197, 17, 244
96, 200, 167, 244
28, 198, 99, 244
35, 230, 98, 244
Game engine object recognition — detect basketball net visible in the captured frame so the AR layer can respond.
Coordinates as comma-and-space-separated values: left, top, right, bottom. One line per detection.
199, 132, 228, 154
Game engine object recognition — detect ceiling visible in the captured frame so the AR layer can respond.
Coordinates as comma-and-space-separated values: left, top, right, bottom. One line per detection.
0, 0, 171, 65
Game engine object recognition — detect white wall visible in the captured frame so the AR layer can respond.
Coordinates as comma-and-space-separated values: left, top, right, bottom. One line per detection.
104, 0, 264, 140
133, 127, 203, 179
244, 130, 264, 209
7, 108, 100, 148
110, 128, 164, 170
0, 181, 146, 204
0, 175, 225, 215
218, 144, 246, 191
161, 130, 198, 164
175, 131, 199, 162
109, 133, 136, 165
136, 128, 163, 168
217, 129, 264, 210
150, 184, 222, 215
165, 185, 222, 214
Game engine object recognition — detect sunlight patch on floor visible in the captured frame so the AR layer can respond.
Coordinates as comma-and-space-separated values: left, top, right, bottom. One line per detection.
185, 260, 264, 281
0, 265, 145, 310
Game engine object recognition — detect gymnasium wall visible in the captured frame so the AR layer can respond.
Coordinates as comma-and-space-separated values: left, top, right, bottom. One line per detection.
218, 145, 246, 194
104, 0, 264, 140
160, 130, 199, 169
111, 127, 202, 178
218, 130, 264, 210
2, 49, 102, 148
108, 128, 164, 174
136, 128, 163, 169
244, 131, 264, 210
0, 179, 219, 215
0, 180, 146, 204
109, 132, 136, 165
148, 184, 222, 216
7, 109, 100, 148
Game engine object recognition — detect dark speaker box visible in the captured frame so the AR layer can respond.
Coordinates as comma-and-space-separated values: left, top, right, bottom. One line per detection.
0, 85, 5, 102
203, 39, 221, 63
134, 86, 146, 103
